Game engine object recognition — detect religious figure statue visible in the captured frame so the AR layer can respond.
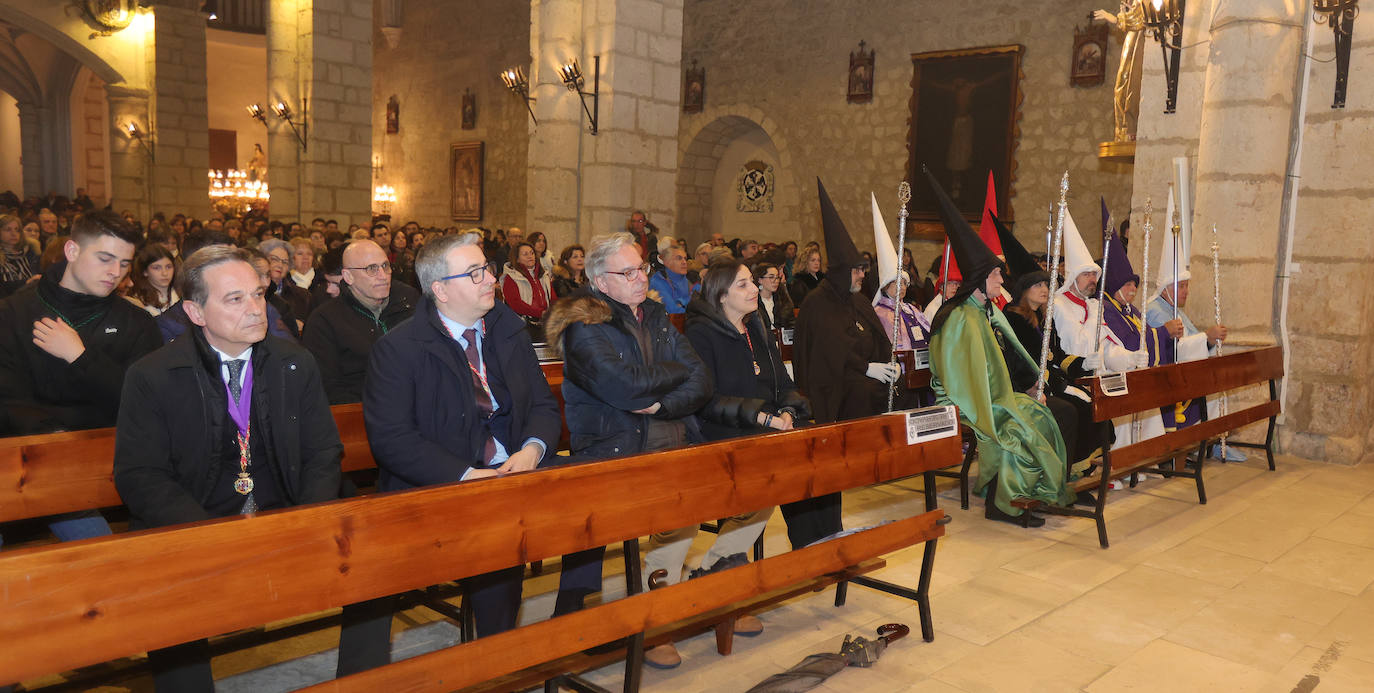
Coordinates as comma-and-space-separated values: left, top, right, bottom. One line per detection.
247, 143, 267, 182
1093, 2, 1146, 142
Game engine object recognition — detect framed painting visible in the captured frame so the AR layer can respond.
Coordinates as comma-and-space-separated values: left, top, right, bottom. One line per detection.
683, 60, 705, 114
848, 41, 874, 104
450, 142, 484, 221
906, 45, 1024, 232
1072, 22, 1109, 87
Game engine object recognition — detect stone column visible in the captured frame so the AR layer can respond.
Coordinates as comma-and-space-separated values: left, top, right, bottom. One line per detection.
106, 85, 153, 220
267, 0, 372, 226
1188, 0, 1305, 343
526, 0, 684, 250
15, 101, 42, 198
148, 2, 211, 217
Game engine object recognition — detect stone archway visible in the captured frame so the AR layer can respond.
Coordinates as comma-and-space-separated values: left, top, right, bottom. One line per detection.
676, 106, 798, 245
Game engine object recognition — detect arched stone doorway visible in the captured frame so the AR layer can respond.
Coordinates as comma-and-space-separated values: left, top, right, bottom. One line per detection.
676, 108, 799, 247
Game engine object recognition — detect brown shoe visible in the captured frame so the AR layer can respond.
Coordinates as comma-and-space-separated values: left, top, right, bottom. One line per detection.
733, 614, 764, 637
644, 643, 682, 669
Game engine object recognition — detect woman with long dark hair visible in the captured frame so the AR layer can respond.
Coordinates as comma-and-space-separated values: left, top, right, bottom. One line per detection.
125, 244, 180, 316
551, 244, 588, 297
500, 241, 553, 325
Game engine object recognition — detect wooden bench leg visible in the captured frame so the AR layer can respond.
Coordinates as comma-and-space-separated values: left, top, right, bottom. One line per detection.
714, 620, 735, 655
1193, 442, 1208, 505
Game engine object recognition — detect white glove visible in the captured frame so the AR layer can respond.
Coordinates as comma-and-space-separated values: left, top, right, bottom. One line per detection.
865, 362, 901, 384
1083, 352, 1104, 372
1133, 350, 1150, 370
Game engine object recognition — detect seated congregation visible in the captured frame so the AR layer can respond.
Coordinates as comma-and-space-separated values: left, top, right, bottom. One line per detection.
0, 172, 1261, 690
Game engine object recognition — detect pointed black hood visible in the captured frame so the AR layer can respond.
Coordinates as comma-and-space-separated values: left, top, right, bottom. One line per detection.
924, 166, 1001, 291
817, 178, 864, 291
989, 211, 1040, 281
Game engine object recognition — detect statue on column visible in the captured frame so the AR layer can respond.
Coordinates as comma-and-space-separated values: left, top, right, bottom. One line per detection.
1093, 2, 1146, 142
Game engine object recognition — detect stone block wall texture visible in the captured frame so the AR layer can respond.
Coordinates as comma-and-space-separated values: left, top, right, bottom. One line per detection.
149, 4, 211, 218
678, 0, 1132, 258
1131, 0, 1374, 463
371, 0, 531, 231
78, 72, 109, 205
268, 0, 372, 227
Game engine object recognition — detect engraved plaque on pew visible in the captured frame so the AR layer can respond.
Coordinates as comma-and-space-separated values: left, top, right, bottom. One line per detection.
903, 405, 959, 444
533, 343, 559, 361
1098, 372, 1129, 396
780, 328, 794, 345
911, 347, 930, 370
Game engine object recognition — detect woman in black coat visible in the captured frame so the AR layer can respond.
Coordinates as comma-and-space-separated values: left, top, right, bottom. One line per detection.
685, 259, 809, 441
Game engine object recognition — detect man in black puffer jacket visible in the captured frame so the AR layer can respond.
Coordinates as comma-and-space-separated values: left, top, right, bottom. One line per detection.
543, 232, 712, 667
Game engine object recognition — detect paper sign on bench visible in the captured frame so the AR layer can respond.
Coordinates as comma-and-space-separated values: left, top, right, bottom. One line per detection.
1098, 372, 1129, 396
904, 405, 958, 444
911, 347, 931, 370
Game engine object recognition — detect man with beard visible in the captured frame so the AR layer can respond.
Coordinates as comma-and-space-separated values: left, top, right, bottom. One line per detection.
790, 180, 900, 548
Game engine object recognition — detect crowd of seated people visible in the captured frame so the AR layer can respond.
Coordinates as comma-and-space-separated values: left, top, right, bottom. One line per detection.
0, 180, 1235, 687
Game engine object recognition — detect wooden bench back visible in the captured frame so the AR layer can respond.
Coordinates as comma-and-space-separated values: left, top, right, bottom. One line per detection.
1083, 345, 1283, 422
0, 413, 959, 683
0, 361, 572, 525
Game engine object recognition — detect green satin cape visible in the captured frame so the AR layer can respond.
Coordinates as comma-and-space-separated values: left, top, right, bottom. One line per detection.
930, 295, 1072, 515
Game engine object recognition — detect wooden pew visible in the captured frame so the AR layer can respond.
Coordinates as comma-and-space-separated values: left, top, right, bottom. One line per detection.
1011, 345, 1283, 547
0, 362, 573, 526
896, 348, 980, 511
0, 412, 958, 689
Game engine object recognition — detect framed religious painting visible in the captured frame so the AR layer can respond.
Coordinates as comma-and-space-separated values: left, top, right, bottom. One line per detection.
848, 41, 875, 104
1071, 22, 1109, 87
450, 142, 484, 221
461, 88, 477, 129
683, 60, 705, 114
906, 45, 1024, 233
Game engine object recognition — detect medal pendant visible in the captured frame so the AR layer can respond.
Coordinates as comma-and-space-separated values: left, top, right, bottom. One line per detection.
753, 361, 761, 375
234, 473, 254, 495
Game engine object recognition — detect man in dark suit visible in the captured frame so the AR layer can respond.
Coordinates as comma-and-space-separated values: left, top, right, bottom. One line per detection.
113, 246, 347, 691
360, 231, 561, 645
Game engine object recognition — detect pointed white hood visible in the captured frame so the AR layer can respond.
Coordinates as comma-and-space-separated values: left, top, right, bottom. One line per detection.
1153, 187, 1191, 298
871, 192, 906, 306
1056, 208, 1100, 296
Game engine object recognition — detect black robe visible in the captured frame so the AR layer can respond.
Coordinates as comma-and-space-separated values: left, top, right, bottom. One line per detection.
794, 278, 891, 424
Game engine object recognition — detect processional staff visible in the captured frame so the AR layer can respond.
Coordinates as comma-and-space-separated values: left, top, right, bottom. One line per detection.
887, 182, 912, 412
1036, 172, 1070, 400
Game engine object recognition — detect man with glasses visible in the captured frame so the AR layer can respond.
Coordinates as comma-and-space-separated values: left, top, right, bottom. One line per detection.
359, 232, 562, 649
543, 232, 712, 668
302, 240, 418, 404
626, 210, 660, 267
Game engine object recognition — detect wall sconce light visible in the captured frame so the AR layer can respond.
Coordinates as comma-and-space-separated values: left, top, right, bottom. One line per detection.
122, 121, 154, 162
1142, 0, 1186, 114
559, 56, 601, 135
1314, 0, 1358, 108
500, 66, 538, 125
373, 184, 397, 215
271, 99, 308, 152
246, 103, 267, 125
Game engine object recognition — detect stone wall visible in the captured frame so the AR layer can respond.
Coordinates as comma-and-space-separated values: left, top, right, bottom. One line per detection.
370, 0, 531, 230
679, 0, 1132, 259
148, 3, 211, 218
74, 71, 109, 205
1283, 18, 1374, 464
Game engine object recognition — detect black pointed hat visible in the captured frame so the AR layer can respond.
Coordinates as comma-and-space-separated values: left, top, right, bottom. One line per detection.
989, 211, 1040, 280
817, 178, 864, 288
923, 166, 1000, 289
1102, 230, 1138, 297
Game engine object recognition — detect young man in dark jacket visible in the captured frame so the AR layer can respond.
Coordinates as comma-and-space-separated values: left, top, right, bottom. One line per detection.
358, 231, 562, 652
303, 239, 418, 403
113, 246, 347, 691
543, 232, 713, 668
0, 209, 159, 548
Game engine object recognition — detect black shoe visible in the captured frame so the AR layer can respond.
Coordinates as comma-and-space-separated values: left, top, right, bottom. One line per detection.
688, 552, 749, 580
1075, 490, 1096, 506
986, 503, 1045, 527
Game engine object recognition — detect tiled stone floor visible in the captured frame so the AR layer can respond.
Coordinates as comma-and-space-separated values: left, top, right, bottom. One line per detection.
21, 454, 1374, 692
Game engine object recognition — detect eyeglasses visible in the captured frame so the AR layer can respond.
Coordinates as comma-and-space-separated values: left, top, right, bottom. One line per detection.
604, 263, 650, 281
267, 256, 290, 266
344, 262, 393, 277
761, 274, 780, 281
439, 265, 490, 284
